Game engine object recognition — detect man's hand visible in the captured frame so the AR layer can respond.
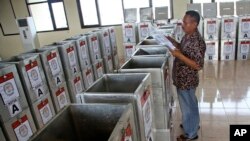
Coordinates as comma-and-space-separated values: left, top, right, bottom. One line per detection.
170, 49, 201, 70
166, 36, 180, 49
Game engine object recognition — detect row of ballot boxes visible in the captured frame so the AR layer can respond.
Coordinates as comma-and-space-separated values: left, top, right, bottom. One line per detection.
0, 26, 120, 141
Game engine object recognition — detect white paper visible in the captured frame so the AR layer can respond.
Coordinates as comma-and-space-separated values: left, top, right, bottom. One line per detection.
7, 99, 22, 117
140, 89, 153, 141
241, 43, 250, 54
207, 22, 216, 34
86, 72, 94, 87
242, 20, 250, 33
74, 78, 83, 93
125, 46, 134, 58
224, 21, 234, 33
57, 91, 68, 109
68, 50, 77, 67
80, 42, 88, 60
223, 43, 233, 54
13, 120, 33, 141
152, 34, 176, 50
206, 44, 216, 55
125, 27, 134, 38
0, 76, 20, 104
48, 57, 61, 76
141, 27, 149, 38
92, 39, 99, 54
39, 103, 53, 124
27, 66, 43, 89
97, 66, 103, 78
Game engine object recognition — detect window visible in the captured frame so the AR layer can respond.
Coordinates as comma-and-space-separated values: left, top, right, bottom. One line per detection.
123, 0, 150, 22
152, 0, 172, 19
192, 0, 212, 4
98, 0, 124, 25
77, 0, 173, 27
27, 0, 68, 32
215, 0, 241, 17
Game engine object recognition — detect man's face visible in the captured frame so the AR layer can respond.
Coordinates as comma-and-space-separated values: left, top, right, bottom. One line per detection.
182, 15, 197, 34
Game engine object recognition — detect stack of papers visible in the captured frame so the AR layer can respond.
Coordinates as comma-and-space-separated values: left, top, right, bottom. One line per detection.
152, 34, 176, 50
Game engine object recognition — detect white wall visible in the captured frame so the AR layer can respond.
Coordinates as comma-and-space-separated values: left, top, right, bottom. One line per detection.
0, 0, 189, 62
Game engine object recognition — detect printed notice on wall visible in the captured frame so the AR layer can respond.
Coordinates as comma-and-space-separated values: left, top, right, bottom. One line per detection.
38, 99, 53, 125
0, 72, 20, 104
12, 115, 33, 141
26, 61, 43, 89
47, 52, 61, 76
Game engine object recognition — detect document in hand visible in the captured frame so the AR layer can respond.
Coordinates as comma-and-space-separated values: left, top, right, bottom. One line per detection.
152, 34, 176, 50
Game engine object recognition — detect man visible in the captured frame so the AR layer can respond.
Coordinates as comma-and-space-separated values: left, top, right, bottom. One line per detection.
167, 10, 206, 141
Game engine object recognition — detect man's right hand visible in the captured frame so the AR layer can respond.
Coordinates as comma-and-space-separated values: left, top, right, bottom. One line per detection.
166, 36, 180, 49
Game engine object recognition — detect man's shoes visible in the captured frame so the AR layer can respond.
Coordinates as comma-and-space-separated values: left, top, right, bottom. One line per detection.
177, 134, 199, 141
180, 124, 200, 130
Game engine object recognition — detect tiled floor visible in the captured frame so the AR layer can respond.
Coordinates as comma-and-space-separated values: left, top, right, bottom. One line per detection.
172, 60, 250, 141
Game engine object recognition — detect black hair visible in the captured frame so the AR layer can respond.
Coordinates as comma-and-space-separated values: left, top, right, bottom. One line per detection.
185, 10, 200, 25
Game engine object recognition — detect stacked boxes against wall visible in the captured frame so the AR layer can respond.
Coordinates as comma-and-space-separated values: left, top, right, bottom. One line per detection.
65, 35, 95, 90
84, 32, 104, 80
236, 1, 250, 60
219, 2, 237, 61
203, 3, 219, 61
108, 27, 120, 70
93, 28, 114, 74
2, 54, 56, 131
123, 8, 138, 60
138, 7, 154, 42
0, 63, 36, 141
22, 48, 71, 113
44, 41, 84, 103
220, 16, 237, 60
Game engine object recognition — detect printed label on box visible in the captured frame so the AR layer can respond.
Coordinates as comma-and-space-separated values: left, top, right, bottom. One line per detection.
240, 41, 250, 54
140, 24, 149, 38
80, 40, 88, 60
67, 46, 77, 74
207, 21, 216, 34
110, 29, 116, 43
86, 69, 94, 86
140, 86, 153, 141
224, 19, 234, 33
12, 115, 33, 141
74, 76, 83, 93
7, 99, 22, 117
26, 61, 43, 89
206, 42, 216, 55
122, 123, 133, 141
56, 87, 68, 109
125, 25, 134, 38
47, 52, 61, 76
0, 72, 20, 104
242, 19, 250, 33
54, 74, 63, 86
108, 56, 113, 72
224, 42, 233, 54
91, 36, 99, 54
38, 99, 53, 124
34, 85, 45, 98
96, 63, 103, 78
125, 45, 134, 58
